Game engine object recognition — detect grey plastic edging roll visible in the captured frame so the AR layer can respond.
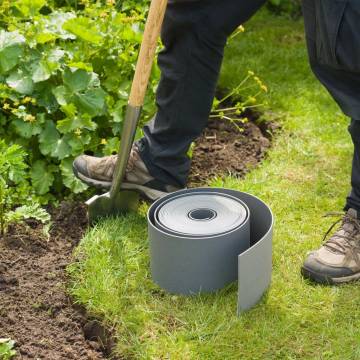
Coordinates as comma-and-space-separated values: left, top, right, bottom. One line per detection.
147, 187, 274, 314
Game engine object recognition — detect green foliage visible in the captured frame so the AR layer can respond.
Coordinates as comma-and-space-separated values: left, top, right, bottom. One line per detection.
211, 71, 268, 133
0, 0, 155, 200
267, 0, 302, 17
6, 203, 51, 228
0, 140, 49, 235
0, 338, 16, 359
0, 0, 268, 201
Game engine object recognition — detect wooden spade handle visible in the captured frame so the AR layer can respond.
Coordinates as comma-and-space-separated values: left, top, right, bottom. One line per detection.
129, 0, 168, 107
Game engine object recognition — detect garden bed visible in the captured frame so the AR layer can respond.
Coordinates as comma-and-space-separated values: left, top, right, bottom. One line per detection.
0, 203, 108, 359
0, 114, 274, 359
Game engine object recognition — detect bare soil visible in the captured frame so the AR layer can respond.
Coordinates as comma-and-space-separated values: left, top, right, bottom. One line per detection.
0, 203, 111, 360
0, 113, 277, 359
189, 114, 279, 186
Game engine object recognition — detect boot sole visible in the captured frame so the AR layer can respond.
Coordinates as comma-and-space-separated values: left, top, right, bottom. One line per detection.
301, 265, 360, 285
72, 163, 167, 202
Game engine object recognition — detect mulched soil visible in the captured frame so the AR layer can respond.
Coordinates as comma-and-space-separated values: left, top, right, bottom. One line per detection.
189, 114, 279, 186
0, 112, 278, 359
0, 203, 111, 360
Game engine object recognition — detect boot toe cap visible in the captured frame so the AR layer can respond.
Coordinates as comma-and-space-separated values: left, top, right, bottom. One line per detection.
73, 155, 90, 178
302, 252, 354, 283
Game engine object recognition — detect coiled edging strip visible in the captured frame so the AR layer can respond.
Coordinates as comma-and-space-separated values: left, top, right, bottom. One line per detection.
148, 188, 274, 314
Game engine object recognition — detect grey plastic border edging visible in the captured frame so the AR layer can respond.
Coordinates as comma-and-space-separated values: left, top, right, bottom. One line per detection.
147, 187, 274, 315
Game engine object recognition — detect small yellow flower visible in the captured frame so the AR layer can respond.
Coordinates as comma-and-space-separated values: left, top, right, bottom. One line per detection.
101, 138, 107, 145
22, 96, 32, 104
75, 128, 82, 136
25, 114, 36, 122
261, 84, 268, 92
248, 96, 257, 104
106, 0, 115, 5
100, 11, 108, 18
31, 98, 37, 105
238, 25, 245, 33
13, 100, 20, 106
3, 103, 10, 110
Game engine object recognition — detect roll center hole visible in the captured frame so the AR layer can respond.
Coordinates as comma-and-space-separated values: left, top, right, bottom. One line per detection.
188, 208, 217, 221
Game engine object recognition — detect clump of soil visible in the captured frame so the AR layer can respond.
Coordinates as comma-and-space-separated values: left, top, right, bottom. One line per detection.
0, 203, 111, 359
189, 113, 279, 186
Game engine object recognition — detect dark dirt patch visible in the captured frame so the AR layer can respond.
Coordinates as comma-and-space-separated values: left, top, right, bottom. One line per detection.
0, 203, 110, 359
188, 113, 279, 186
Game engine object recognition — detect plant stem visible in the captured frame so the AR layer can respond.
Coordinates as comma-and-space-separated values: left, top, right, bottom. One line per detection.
217, 75, 251, 105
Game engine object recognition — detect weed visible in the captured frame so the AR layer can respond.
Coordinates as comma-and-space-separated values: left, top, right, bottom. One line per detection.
0, 140, 50, 236
0, 338, 16, 360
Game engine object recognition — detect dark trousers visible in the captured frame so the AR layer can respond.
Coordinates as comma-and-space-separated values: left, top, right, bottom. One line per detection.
302, 0, 360, 211
137, 0, 266, 188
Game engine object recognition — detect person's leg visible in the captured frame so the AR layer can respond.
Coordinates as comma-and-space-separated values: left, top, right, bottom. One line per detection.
303, 0, 360, 211
73, 0, 266, 200
137, 0, 266, 188
346, 120, 360, 212
302, 0, 360, 283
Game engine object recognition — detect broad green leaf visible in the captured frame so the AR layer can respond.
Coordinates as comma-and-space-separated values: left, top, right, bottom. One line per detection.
12, 203, 50, 223
67, 62, 93, 72
36, 113, 47, 124
44, 12, 76, 40
103, 137, 120, 156
111, 99, 127, 123
0, 114, 7, 126
12, 118, 42, 138
66, 135, 83, 154
121, 24, 142, 42
39, 120, 60, 156
35, 33, 57, 44
134, 127, 143, 141
0, 338, 16, 359
31, 52, 63, 83
6, 70, 34, 95
52, 137, 72, 160
0, 142, 27, 184
34, 83, 59, 113
14, 0, 46, 16
48, 49, 65, 63
62, 17, 102, 44
74, 88, 107, 116
65, 133, 91, 155
63, 68, 92, 93
32, 61, 52, 83
30, 160, 54, 195
60, 103, 77, 118
52, 86, 71, 106
60, 158, 88, 193
57, 115, 97, 134
0, 31, 25, 74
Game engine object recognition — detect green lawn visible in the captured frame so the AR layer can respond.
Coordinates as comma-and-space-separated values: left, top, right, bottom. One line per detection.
68, 10, 360, 359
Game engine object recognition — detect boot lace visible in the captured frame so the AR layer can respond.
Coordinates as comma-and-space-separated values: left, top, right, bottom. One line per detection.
125, 146, 140, 173
323, 212, 360, 255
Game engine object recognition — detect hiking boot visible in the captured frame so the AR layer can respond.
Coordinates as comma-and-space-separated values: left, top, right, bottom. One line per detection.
301, 208, 360, 284
72, 146, 181, 201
